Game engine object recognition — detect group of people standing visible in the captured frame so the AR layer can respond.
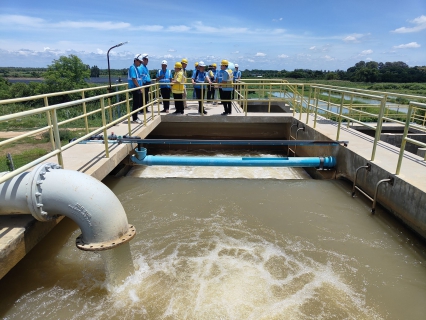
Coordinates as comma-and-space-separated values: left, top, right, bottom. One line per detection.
128, 54, 241, 122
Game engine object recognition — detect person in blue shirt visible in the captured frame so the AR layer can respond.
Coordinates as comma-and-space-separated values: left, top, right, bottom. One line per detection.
191, 61, 212, 114
127, 54, 143, 123
139, 53, 151, 112
207, 63, 217, 104
232, 63, 242, 99
156, 60, 172, 113
192, 62, 199, 99
216, 59, 234, 115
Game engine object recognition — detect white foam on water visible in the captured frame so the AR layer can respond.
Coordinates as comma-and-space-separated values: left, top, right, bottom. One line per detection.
127, 151, 311, 180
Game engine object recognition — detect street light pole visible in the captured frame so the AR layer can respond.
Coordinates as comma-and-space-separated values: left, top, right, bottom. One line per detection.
107, 41, 128, 93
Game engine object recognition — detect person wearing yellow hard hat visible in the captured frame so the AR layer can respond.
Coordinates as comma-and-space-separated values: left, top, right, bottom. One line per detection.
181, 58, 188, 108
207, 63, 217, 104
216, 59, 234, 115
171, 62, 185, 115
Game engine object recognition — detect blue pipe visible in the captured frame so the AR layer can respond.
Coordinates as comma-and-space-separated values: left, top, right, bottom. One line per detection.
131, 148, 336, 168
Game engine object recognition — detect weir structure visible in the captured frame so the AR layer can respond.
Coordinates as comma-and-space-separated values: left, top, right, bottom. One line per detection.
0, 79, 426, 280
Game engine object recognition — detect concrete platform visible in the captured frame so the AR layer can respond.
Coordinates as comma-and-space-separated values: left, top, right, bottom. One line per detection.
1, 100, 426, 279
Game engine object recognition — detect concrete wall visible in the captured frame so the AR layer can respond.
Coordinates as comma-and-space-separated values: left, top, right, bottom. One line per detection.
292, 119, 426, 240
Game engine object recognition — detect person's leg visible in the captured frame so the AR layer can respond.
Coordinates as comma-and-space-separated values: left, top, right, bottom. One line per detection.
195, 88, 202, 112
132, 90, 142, 121
143, 86, 150, 112
161, 88, 170, 111
223, 90, 232, 114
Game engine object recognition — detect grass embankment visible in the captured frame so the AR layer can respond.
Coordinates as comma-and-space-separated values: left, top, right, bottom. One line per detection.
0, 129, 87, 172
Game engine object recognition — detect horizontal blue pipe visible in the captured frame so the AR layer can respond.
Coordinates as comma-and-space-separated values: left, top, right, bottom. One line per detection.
131, 154, 336, 168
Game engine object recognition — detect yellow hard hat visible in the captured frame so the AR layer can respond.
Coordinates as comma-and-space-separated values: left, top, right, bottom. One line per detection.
221, 59, 228, 66
174, 62, 182, 68
181, 58, 188, 64
212, 63, 217, 67
195, 62, 199, 66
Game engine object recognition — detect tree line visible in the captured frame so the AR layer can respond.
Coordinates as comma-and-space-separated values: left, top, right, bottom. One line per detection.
1, 55, 426, 101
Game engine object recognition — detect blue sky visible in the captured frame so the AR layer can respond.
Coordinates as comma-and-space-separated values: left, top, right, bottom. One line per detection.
0, 0, 425, 71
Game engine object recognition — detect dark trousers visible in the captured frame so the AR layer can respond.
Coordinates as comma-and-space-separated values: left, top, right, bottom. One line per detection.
160, 87, 171, 110
142, 84, 150, 111
194, 88, 205, 113
207, 86, 215, 102
173, 93, 184, 113
221, 90, 232, 114
132, 90, 142, 121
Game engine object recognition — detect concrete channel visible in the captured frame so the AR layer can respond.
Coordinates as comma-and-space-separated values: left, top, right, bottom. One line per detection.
1, 100, 426, 281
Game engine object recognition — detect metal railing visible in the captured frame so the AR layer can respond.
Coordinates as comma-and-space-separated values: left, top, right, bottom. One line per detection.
1, 79, 426, 183
396, 101, 426, 174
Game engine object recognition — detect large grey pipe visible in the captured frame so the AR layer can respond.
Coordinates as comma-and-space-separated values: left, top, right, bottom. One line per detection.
0, 163, 135, 251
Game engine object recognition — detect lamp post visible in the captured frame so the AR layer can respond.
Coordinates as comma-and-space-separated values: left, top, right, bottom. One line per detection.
107, 41, 128, 93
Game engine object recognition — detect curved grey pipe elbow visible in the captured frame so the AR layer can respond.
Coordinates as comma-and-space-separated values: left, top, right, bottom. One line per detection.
0, 163, 135, 251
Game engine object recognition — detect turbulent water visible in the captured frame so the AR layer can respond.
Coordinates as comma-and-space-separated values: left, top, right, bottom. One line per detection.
1, 178, 425, 319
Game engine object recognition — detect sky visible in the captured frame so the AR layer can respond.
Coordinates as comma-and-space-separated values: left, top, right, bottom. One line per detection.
0, 0, 425, 71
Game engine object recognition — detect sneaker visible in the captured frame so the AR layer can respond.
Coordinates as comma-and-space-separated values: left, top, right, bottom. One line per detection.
221, 112, 228, 116
134, 119, 142, 124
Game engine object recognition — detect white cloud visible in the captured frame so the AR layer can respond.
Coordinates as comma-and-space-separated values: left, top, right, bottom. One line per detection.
97, 49, 104, 54
56, 21, 130, 30
43, 47, 51, 51
255, 52, 266, 57
167, 25, 191, 32
323, 55, 335, 61
164, 54, 173, 59
0, 14, 45, 27
392, 15, 426, 33
309, 46, 316, 50
247, 59, 255, 62
360, 49, 373, 55
393, 42, 421, 49
168, 49, 176, 52
343, 33, 366, 42
278, 54, 289, 58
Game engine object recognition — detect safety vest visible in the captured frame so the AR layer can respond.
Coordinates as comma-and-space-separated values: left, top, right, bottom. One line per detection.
127, 65, 142, 89
221, 69, 234, 89
157, 69, 171, 88
172, 70, 185, 93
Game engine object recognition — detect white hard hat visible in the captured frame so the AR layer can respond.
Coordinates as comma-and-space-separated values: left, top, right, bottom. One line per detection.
161, 60, 167, 65
235, 64, 239, 68
142, 53, 149, 59
198, 61, 206, 67
134, 53, 143, 61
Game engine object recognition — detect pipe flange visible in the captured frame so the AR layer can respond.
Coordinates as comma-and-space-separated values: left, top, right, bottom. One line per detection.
27, 163, 62, 221
75, 224, 136, 251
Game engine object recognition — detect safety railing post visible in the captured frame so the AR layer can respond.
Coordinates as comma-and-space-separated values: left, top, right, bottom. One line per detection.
371, 96, 386, 161
81, 91, 89, 134
268, 83, 271, 113
313, 88, 319, 128
44, 97, 56, 152
100, 98, 110, 158
125, 91, 131, 136
347, 94, 354, 128
396, 103, 414, 175
336, 92, 345, 141
305, 86, 313, 124
49, 108, 64, 167
142, 88, 147, 126
107, 96, 113, 124
297, 85, 302, 120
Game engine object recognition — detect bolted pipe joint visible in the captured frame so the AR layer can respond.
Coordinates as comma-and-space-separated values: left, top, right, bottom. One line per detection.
0, 163, 136, 251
